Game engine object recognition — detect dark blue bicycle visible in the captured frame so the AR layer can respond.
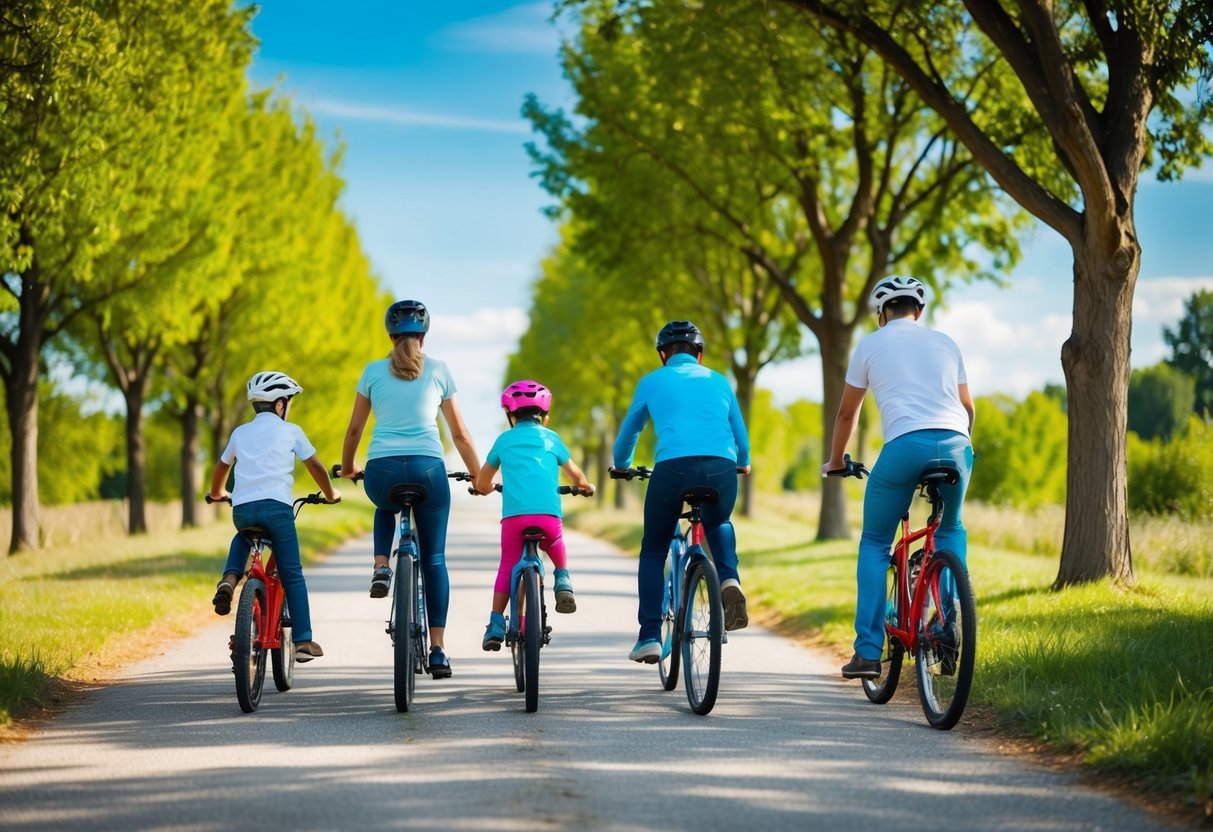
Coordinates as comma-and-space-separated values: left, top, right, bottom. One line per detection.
335, 465, 472, 713
611, 466, 739, 715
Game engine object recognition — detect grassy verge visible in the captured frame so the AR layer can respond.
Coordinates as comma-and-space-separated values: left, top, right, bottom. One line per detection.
567, 498, 1213, 823
0, 496, 374, 729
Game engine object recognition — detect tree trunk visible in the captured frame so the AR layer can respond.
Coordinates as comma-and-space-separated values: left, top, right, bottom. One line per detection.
1056, 237, 1137, 587
5, 371, 41, 554
4, 261, 50, 554
123, 383, 149, 535
596, 427, 611, 507
817, 327, 853, 539
734, 370, 756, 517
179, 396, 201, 528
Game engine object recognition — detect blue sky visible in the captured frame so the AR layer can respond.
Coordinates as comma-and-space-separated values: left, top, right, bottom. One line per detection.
245, 2, 1213, 449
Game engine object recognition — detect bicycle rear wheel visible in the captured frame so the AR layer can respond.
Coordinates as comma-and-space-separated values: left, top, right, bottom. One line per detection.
862, 565, 903, 704
234, 579, 267, 713
393, 554, 416, 713
681, 555, 722, 715
914, 548, 976, 729
271, 595, 295, 692
413, 561, 429, 676
658, 544, 682, 691
522, 568, 541, 712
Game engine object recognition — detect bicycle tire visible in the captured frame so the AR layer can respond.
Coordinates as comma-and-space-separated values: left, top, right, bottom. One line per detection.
658, 544, 682, 691
914, 548, 976, 730
862, 565, 903, 704
523, 568, 541, 712
270, 595, 295, 692
681, 555, 722, 715
393, 553, 416, 713
413, 559, 428, 676
233, 578, 267, 713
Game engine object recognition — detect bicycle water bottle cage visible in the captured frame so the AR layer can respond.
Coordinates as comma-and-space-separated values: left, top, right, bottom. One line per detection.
522, 526, 545, 541
917, 460, 960, 486
388, 483, 428, 507
680, 486, 720, 506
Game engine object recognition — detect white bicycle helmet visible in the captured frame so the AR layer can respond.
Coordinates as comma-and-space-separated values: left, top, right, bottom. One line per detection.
247, 371, 303, 402
869, 275, 927, 315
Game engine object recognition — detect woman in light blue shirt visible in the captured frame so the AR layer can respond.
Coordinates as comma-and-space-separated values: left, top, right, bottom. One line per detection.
339, 300, 482, 678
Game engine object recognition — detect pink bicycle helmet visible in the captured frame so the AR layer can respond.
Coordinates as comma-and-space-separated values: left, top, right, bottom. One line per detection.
501, 380, 552, 414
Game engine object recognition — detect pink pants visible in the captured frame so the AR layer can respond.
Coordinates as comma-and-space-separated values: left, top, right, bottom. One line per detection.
496, 514, 567, 594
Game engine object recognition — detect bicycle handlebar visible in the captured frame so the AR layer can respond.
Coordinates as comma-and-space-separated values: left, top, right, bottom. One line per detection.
206, 492, 336, 506
469, 483, 593, 496
609, 465, 748, 481
330, 463, 365, 483
824, 453, 869, 480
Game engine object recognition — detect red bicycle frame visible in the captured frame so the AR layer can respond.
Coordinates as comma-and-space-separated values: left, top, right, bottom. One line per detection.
885, 504, 946, 653
237, 537, 286, 652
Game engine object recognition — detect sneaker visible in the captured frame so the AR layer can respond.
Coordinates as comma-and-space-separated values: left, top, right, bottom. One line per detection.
553, 568, 576, 614
295, 641, 324, 663
841, 652, 881, 679
482, 612, 506, 651
721, 582, 749, 631
930, 616, 961, 676
369, 564, 392, 599
429, 646, 452, 679
212, 578, 236, 616
629, 638, 661, 664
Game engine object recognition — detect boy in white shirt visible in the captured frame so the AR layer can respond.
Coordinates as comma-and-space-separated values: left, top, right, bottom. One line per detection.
208, 371, 341, 662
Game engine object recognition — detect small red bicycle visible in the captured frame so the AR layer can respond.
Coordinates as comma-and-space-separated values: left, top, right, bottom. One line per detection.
829, 454, 976, 730
207, 493, 331, 713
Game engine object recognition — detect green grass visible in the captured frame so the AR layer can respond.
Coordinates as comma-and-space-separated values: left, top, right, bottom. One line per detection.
567, 500, 1213, 821
0, 496, 374, 726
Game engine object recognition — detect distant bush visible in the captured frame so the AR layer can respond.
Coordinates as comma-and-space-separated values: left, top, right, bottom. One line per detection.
1128, 417, 1213, 521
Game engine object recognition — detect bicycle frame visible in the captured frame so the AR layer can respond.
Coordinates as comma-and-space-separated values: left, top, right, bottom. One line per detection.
243, 539, 286, 652
885, 496, 944, 653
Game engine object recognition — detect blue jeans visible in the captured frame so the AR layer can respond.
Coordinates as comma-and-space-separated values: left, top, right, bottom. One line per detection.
225, 499, 313, 643
855, 429, 973, 660
364, 455, 452, 629
637, 456, 740, 641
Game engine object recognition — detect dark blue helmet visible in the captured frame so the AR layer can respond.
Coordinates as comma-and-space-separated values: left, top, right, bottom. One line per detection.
385, 300, 429, 335
655, 320, 704, 352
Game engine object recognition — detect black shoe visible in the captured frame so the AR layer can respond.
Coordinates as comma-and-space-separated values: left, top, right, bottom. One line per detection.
841, 653, 881, 679
369, 565, 392, 599
722, 584, 749, 631
429, 647, 452, 679
212, 578, 236, 616
930, 617, 961, 676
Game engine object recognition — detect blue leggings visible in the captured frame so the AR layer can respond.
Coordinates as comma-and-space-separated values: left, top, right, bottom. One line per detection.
855, 429, 972, 660
224, 499, 313, 643
637, 456, 740, 641
364, 455, 452, 629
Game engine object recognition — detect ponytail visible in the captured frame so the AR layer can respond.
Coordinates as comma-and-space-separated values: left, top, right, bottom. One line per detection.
389, 334, 424, 381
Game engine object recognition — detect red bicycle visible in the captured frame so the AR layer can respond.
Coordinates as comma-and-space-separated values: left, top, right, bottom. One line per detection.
207, 493, 332, 713
829, 454, 976, 729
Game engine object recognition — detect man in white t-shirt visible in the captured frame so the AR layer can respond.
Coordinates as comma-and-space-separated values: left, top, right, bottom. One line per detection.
821, 276, 975, 680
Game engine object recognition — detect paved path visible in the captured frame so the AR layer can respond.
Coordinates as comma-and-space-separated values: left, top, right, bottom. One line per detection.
0, 496, 1183, 831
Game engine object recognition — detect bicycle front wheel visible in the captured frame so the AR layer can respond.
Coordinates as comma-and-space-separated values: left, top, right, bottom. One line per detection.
522, 568, 541, 713
393, 555, 416, 713
681, 555, 723, 715
234, 578, 267, 713
659, 544, 681, 691
914, 548, 976, 730
271, 595, 295, 692
862, 564, 903, 704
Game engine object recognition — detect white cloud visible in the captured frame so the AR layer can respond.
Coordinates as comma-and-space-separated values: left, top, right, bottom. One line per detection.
423, 307, 530, 450
433, 3, 561, 56
307, 98, 531, 135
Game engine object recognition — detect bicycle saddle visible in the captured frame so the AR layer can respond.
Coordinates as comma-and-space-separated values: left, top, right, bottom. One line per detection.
917, 460, 960, 486
680, 486, 720, 505
238, 524, 270, 539
522, 526, 545, 541
388, 483, 428, 506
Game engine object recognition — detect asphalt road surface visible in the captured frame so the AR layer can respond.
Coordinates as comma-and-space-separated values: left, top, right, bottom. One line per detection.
0, 495, 1183, 831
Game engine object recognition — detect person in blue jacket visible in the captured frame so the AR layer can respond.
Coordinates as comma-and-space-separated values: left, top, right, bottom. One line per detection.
612, 320, 752, 663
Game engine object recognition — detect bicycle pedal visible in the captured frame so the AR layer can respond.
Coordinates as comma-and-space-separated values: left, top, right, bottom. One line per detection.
722, 633, 729, 645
